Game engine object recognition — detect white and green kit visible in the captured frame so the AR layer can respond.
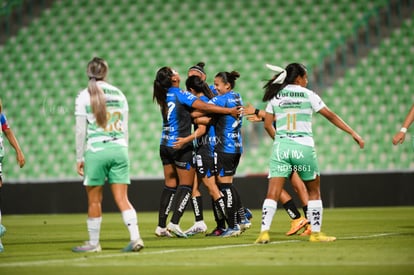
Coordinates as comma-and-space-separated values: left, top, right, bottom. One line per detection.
265, 84, 326, 180
75, 81, 130, 186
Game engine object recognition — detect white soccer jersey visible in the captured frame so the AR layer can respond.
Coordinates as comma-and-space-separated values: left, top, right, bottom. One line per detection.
75, 81, 128, 146
265, 84, 326, 147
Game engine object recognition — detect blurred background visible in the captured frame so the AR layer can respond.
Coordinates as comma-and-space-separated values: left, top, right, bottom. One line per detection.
0, 0, 413, 186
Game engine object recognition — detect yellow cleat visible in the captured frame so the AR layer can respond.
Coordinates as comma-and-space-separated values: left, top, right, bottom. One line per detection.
299, 224, 312, 236
286, 217, 308, 236
309, 232, 336, 242
254, 230, 270, 244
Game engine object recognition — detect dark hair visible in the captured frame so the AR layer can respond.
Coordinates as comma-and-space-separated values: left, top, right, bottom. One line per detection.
262, 63, 307, 102
185, 75, 214, 99
188, 62, 206, 75
153, 66, 174, 120
215, 71, 240, 89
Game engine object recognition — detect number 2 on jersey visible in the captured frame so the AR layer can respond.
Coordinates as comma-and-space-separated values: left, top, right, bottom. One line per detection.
105, 111, 122, 132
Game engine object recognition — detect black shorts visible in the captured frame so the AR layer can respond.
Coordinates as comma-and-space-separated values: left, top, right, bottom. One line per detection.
195, 151, 216, 178
159, 144, 194, 170
216, 152, 241, 177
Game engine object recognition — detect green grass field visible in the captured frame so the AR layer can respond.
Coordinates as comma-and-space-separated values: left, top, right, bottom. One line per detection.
0, 207, 413, 274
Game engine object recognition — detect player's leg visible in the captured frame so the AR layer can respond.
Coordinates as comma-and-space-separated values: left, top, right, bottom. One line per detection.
167, 165, 195, 238
255, 176, 286, 244
304, 177, 334, 242
184, 174, 207, 236
280, 188, 308, 236
155, 151, 177, 237
111, 184, 144, 252
72, 186, 103, 252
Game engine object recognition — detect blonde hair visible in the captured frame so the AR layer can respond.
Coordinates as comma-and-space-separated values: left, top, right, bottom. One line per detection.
86, 57, 108, 128
0, 98, 2, 113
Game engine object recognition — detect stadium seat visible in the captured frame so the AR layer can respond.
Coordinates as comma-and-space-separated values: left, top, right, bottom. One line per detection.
0, 0, 411, 180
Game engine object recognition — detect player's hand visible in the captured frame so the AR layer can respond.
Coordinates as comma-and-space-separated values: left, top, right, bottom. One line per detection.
16, 152, 25, 168
246, 114, 263, 122
352, 133, 365, 149
243, 103, 256, 115
229, 106, 243, 118
392, 132, 406, 145
77, 162, 84, 176
173, 137, 186, 150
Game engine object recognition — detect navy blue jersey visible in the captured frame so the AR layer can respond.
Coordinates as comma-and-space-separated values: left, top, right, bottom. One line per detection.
209, 85, 219, 96
195, 95, 216, 157
209, 91, 243, 154
160, 87, 198, 147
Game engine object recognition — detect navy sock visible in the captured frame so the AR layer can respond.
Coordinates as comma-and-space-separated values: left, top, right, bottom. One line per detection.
219, 184, 237, 228
283, 199, 301, 220
158, 186, 176, 228
303, 205, 308, 220
191, 196, 204, 222
170, 185, 192, 224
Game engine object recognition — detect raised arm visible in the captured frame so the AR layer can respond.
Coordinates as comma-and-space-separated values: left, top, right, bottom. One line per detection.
192, 99, 241, 118
318, 106, 364, 149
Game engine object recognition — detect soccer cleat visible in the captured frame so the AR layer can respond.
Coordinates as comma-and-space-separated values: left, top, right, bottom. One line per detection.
167, 222, 188, 238
300, 224, 312, 236
122, 238, 144, 252
244, 207, 253, 220
0, 224, 6, 238
255, 230, 270, 244
286, 217, 308, 236
221, 225, 241, 238
239, 218, 252, 232
184, 221, 208, 236
72, 241, 102, 253
205, 227, 225, 237
309, 232, 336, 242
155, 226, 173, 237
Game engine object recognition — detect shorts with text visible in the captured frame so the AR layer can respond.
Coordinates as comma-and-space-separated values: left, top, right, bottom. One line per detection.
268, 140, 319, 181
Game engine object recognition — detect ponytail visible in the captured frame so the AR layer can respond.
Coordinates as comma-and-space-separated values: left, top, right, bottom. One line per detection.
88, 77, 107, 128
86, 57, 109, 128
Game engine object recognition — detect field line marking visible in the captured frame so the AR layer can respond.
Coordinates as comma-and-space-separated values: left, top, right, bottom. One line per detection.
0, 232, 400, 267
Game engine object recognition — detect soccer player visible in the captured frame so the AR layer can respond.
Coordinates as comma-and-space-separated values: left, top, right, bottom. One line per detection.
180, 63, 210, 236
205, 71, 247, 237
153, 67, 240, 238
73, 57, 144, 252
255, 63, 364, 244
0, 99, 25, 252
173, 75, 228, 236
244, 105, 310, 236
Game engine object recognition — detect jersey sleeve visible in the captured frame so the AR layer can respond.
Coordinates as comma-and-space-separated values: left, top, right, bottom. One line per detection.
309, 91, 326, 112
209, 96, 225, 107
1, 113, 9, 131
74, 90, 88, 116
265, 100, 274, 114
177, 89, 198, 107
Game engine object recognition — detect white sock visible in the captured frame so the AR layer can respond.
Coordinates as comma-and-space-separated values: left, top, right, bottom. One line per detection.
87, 217, 102, 246
122, 208, 140, 241
308, 200, 323, 233
261, 199, 277, 232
